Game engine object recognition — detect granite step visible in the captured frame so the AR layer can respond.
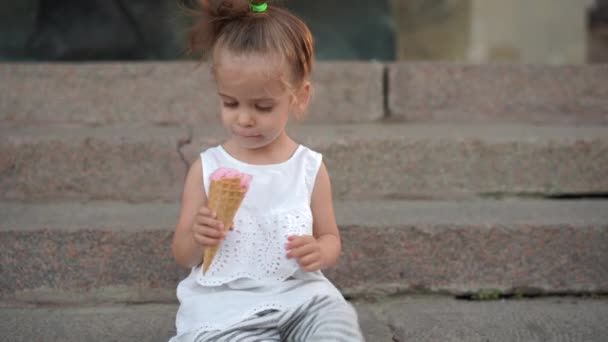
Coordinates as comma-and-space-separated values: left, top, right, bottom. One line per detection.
1, 123, 607, 202
388, 63, 608, 124
2, 296, 608, 342
1, 200, 606, 304
0, 124, 189, 203
2, 62, 607, 125
0, 62, 383, 125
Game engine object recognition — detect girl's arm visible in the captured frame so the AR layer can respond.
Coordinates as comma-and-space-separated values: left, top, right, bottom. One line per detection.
172, 158, 207, 268
310, 162, 342, 268
287, 161, 341, 271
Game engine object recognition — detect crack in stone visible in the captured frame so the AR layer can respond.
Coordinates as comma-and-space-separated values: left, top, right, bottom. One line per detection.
176, 126, 193, 176
479, 191, 608, 200
370, 300, 402, 342
382, 64, 390, 119
389, 323, 401, 342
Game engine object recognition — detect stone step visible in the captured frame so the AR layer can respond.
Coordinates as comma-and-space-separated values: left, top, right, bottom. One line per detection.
1, 123, 607, 202
3, 62, 607, 125
0, 124, 189, 202
2, 296, 608, 342
389, 63, 608, 124
1, 200, 606, 304
0, 62, 383, 125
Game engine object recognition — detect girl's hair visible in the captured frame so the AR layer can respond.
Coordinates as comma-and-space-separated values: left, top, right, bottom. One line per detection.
182, 0, 314, 88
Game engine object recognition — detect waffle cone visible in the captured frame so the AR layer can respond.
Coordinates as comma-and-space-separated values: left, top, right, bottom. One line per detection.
202, 177, 247, 274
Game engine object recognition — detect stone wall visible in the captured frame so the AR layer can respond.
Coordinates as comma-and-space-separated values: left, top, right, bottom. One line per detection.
0, 0, 394, 61
468, 0, 586, 64
391, 0, 589, 64
0, 0, 184, 61
1, 0, 605, 63
0, 1, 38, 61
390, 0, 471, 61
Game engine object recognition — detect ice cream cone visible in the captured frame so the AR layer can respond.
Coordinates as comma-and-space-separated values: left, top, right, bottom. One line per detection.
202, 173, 250, 274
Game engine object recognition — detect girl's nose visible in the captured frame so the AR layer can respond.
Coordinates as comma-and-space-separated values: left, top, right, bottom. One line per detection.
237, 111, 254, 126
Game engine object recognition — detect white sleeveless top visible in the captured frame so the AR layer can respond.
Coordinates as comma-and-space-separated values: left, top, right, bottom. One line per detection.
172, 145, 344, 338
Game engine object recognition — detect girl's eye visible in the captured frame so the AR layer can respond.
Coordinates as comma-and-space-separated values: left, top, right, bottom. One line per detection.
223, 102, 237, 108
256, 106, 273, 112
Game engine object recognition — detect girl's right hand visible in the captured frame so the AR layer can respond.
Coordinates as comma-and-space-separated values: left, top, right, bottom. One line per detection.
191, 206, 226, 247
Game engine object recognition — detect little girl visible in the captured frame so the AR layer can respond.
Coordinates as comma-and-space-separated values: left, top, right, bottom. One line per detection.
170, 1, 364, 341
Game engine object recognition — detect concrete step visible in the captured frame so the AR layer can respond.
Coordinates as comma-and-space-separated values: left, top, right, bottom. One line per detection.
1, 200, 606, 304
3, 62, 607, 125
2, 296, 608, 342
0, 62, 383, 125
0, 124, 189, 202
2, 123, 607, 202
389, 63, 608, 124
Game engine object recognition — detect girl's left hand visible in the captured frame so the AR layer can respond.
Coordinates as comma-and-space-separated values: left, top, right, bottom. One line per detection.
286, 235, 324, 272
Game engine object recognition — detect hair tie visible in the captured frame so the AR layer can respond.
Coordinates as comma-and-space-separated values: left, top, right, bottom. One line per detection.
250, 2, 268, 13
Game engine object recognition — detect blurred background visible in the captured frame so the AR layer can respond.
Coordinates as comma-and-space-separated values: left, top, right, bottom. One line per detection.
1, 0, 607, 63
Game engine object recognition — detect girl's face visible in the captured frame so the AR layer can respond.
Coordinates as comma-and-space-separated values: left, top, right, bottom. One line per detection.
213, 49, 308, 151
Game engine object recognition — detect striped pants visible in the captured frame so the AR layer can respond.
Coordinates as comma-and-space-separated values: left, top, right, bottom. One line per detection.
180, 296, 364, 342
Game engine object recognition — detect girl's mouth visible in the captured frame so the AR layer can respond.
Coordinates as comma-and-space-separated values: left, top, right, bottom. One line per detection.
235, 131, 262, 138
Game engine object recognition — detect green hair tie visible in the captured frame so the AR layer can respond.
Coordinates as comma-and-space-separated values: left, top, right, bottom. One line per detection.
250, 2, 268, 13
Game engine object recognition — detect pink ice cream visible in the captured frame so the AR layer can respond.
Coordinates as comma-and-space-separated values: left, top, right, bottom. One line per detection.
210, 168, 253, 190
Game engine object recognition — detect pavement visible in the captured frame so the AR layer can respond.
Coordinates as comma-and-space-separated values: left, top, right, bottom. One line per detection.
2, 295, 608, 342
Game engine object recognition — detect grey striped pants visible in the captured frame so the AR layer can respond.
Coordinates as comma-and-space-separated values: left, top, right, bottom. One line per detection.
182, 296, 364, 342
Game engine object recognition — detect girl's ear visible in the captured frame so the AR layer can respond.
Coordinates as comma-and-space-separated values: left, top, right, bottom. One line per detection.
292, 81, 312, 118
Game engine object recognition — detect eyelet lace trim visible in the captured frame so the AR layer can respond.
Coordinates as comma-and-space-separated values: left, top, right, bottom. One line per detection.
197, 206, 313, 286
